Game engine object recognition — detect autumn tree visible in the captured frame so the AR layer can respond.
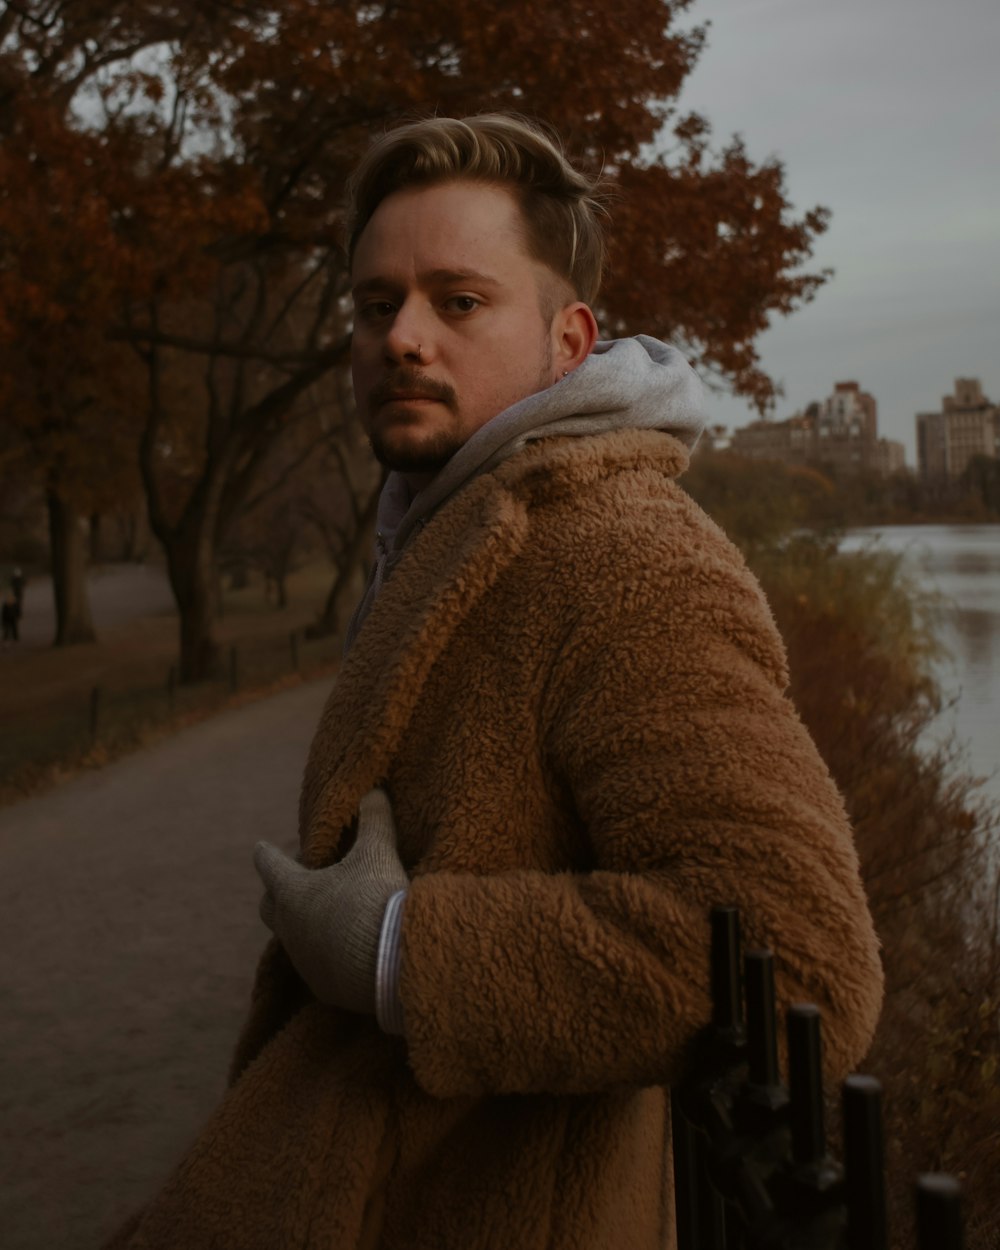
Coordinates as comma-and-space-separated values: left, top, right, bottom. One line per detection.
0, 61, 140, 641
2, 0, 832, 677
684, 449, 838, 555
961, 453, 1000, 518
220, 381, 378, 618
0, 5, 267, 651
0, 148, 146, 644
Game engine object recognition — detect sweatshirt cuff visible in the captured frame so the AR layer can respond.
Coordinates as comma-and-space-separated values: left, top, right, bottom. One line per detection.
375, 888, 408, 1036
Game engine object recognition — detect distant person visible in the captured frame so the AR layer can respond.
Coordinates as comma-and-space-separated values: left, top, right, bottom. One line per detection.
106, 114, 883, 1250
1, 593, 18, 646
9, 566, 25, 610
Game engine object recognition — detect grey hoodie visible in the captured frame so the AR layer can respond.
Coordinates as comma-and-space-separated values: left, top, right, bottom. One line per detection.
345, 335, 707, 652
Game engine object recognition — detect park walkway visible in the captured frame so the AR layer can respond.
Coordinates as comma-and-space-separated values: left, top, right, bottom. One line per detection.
0, 675, 333, 1250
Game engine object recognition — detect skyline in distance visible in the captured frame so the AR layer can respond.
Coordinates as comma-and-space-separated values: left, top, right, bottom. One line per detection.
672, 0, 1000, 466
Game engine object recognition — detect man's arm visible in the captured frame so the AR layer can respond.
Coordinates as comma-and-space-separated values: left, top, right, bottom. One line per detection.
393, 513, 884, 1100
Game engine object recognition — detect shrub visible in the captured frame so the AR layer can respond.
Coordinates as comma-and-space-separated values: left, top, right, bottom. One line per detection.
762, 540, 999, 1246
684, 461, 1000, 1247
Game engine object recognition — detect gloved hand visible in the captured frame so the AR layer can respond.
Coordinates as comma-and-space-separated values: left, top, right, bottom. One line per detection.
254, 786, 409, 1015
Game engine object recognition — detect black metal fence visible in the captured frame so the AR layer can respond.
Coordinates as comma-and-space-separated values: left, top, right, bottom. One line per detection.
0, 628, 344, 795
671, 906, 964, 1249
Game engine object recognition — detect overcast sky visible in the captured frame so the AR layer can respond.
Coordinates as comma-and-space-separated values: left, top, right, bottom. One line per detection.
673, 0, 1000, 463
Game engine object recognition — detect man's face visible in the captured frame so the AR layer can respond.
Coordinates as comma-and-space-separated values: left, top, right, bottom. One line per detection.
350, 180, 566, 480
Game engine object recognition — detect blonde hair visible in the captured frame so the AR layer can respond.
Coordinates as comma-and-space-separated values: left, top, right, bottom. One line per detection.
345, 114, 607, 304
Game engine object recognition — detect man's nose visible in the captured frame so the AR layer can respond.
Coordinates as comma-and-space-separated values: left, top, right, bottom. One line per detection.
384, 299, 434, 365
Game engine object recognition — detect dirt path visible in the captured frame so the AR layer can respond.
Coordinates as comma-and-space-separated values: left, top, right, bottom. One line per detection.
0, 675, 333, 1250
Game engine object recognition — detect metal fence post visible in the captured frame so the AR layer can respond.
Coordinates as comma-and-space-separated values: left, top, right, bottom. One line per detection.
672, 1102, 703, 1250
843, 1074, 888, 1250
711, 906, 744, 1045
787, 1004, 827, 1170
916, 1174, 963, 1250
673, 909, 967, 1249
743, 950, 783, 1106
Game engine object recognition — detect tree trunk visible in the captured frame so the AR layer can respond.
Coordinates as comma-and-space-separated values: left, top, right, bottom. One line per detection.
166, 532, 220, 683
88, 512, 102, 563
310, 567, 351, 641
47, 491, 97, 645
116, 502, 149, 563
308, 488, 379, 643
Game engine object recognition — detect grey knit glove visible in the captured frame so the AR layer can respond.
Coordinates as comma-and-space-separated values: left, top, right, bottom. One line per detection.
254, 787, 408, 1015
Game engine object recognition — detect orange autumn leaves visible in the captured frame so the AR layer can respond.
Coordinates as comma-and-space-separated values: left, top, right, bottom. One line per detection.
2, 0, 827, 403
1, 0, 831, 668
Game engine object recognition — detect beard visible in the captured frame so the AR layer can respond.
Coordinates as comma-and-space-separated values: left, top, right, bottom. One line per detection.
368, 423, 466, 476
364, 367, 464, 475
362, 341, 555, 475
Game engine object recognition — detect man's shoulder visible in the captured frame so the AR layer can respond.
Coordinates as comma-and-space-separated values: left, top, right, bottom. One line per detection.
494, 427, 690, 506
491, 428, 738, 567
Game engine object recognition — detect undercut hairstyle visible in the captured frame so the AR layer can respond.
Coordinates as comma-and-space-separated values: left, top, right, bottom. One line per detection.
345, 114, 608, 305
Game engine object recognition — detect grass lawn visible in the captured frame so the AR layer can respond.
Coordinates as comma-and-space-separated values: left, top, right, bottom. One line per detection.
0, 559, 345, 804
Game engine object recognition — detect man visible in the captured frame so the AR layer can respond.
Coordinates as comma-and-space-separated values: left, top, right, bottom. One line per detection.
109, 114, 882, 1249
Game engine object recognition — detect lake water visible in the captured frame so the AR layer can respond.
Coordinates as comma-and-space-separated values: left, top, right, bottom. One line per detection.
841, 524, 1000, 806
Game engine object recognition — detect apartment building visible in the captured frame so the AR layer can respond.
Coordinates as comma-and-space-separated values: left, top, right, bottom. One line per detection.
916, 379, 1000, 480
730, 381, 905, 476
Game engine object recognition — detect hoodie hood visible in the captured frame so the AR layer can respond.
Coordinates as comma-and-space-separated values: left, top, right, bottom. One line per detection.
345, 335, 707, 652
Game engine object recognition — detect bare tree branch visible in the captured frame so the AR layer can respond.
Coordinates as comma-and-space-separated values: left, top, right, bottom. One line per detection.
238, 425, 334, 519
137, 299, 171, 542
112, 324, 350, 370
264, 250, 331, 346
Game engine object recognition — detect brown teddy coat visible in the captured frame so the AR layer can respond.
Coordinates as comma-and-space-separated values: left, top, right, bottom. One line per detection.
111, 428, 883, 1249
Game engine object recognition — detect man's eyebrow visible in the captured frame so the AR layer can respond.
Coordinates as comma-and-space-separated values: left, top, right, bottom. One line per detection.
424, 268, 502, 287
351, 268, 502, 298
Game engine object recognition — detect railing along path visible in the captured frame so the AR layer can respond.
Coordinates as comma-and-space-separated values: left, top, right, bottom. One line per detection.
671, 907, 964, 1249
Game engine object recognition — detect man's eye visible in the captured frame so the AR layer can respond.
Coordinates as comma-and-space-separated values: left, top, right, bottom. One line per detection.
444, 295, 480, 314
358, 300, 396, 321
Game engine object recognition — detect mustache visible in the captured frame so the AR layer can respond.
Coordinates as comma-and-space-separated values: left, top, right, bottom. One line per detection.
369, 368, 457, 410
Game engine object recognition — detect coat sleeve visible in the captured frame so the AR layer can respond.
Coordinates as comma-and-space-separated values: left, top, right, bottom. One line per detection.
397, 491, 884, 1100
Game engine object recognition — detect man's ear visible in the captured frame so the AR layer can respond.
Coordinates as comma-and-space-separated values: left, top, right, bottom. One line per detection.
552, 301, 599, 379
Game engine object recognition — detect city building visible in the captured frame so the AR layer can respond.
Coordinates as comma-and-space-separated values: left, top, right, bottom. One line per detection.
818, 380, 878, 442
729, 381, 905, 477
872, 438, 907, 477
916, 379, 1000, 481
